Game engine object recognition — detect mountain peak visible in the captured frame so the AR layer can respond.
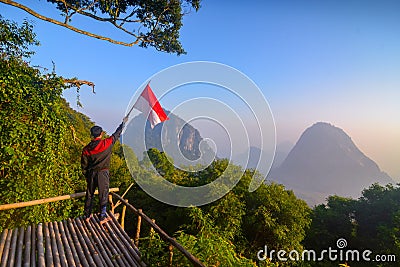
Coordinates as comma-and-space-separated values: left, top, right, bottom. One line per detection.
270, 122, 393, 205
123, 110, 215, 166
301, 122, 352, 144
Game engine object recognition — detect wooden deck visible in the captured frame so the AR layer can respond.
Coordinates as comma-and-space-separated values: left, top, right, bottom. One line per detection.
0, 213, 146, 267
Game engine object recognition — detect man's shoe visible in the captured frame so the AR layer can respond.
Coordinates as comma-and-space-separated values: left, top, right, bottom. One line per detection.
83, 214, 92, 223
99, 214, 111, 225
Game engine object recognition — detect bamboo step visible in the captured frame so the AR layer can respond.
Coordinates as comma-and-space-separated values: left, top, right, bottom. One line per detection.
0, 212, 146, 267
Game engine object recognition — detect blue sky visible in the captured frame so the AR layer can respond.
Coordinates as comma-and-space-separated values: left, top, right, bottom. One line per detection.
2, 1, 400, 179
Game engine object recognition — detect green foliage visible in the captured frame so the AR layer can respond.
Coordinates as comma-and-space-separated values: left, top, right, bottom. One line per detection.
355, 184, 400, 265
304, 196, 357, 252
0, 56, 79, 229
129, 150, 400, 267
0, 14, 39, 59
62, 99, 93, 163
129, 150, 312, 266
110, 143, 136, 191
0, 17, 89, 231
239, 177, 311, 265
305, 183, 400, 267
146, 148, 175, 179
18, 0, 201, 55
207, 191, 245, 241
137, 232, 170, 266
174, 207, 258, 266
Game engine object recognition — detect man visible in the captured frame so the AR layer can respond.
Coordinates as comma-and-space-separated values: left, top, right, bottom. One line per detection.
81, 116, 128, 223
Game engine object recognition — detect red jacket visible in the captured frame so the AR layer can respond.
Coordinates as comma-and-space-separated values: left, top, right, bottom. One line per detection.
81, 123, 124, 177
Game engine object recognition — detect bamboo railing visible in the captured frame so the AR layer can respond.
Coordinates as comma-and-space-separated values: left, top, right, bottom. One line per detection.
0, 188, 205, 267
0, 188, 120, 211
109, 192, 206, 267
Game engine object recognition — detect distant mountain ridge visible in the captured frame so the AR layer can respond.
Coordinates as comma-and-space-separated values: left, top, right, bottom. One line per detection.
234, 142, 292, 172
269, 122, 393, 205
123, 110, 215, 166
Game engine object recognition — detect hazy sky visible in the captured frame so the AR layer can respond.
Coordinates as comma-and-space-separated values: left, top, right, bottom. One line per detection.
2, 1, 399, 179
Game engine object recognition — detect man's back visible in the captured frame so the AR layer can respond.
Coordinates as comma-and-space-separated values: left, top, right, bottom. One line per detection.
81, 123, 123, 176
81, 121, 125, 222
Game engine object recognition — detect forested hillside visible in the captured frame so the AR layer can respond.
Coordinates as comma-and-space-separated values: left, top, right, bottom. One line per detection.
0, 14, 132, 231
0, 15, 83, 229
1, 16, 399, 266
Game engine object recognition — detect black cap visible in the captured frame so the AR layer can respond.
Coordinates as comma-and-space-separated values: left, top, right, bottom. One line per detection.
90, 126, 103, 138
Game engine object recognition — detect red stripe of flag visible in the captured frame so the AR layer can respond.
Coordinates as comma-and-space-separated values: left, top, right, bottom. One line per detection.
133, 83, 169, 128
140, 84, 169, 122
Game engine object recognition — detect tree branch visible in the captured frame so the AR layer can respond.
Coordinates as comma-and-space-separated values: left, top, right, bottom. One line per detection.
120, 8, 140, 26
52, 0, 142, 24
59, 0, 70, 23
69, 125, 86, 146
0, 0, 142, 47
63, 79, 95, 93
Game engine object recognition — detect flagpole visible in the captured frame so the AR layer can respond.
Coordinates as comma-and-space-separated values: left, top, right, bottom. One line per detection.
126, 102, 136, 118
126, 80, 151, 118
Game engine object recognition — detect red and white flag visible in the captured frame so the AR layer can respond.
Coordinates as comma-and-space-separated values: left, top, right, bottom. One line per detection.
132, 83, 169, 128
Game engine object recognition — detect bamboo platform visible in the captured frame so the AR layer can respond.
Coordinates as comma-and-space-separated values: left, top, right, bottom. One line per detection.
0, 212, 146, 267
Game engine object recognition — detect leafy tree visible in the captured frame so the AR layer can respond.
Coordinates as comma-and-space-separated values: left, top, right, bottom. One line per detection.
207, 191, 245, 241
304, 196, 357, 253
173, 207, 259, 267
240, 179, 312, 264
128, 150, 312, 265
354, 184, 400, 266
1, 48, 73, 229
305, 184, 400, 267
0, 15, 93, 230
146, 147, 176, 178
0, 14, 39, 59
1, 0, 201, 54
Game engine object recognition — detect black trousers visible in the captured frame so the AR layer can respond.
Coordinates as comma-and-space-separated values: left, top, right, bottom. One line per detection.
84, 169, 110, 216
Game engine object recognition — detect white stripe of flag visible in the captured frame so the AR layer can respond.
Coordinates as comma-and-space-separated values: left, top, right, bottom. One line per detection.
133, 83, 169, 128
